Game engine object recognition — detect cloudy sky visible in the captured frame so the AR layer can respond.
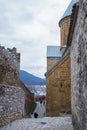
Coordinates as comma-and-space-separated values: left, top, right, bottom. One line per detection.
0, 0, 70, 78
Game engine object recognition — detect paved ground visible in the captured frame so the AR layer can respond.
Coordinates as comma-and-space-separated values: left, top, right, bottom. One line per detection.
0, 116, 74, 130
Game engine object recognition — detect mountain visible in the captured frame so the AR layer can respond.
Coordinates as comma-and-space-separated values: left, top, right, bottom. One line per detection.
19, 70, 46, 85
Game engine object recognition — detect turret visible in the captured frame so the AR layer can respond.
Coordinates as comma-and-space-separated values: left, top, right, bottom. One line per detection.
59, 0, 79, 54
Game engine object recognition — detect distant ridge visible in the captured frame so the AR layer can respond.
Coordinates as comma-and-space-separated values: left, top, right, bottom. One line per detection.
19, 70, 46, 85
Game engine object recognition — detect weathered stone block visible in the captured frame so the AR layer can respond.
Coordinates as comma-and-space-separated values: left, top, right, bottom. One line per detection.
70, 0, 87, 129
0, 84, 25, 127
46, 55, 71, 116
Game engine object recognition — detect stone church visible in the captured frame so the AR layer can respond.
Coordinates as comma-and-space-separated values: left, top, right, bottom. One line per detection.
45, 0, 79, 116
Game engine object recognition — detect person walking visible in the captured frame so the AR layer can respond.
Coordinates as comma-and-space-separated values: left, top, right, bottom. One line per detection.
34, 100, 46, 118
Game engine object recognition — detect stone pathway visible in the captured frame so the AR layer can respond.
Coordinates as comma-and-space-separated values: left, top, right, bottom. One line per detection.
0, 116, 74, 130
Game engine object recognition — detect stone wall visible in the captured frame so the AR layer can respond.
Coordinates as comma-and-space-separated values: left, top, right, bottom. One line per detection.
70, 0, 87, 129
47, 57, 60, 70
46, 54, 71, 116
0, 45, 36, 126
59, 16, 71, 47
0, 45, 20, 86
0, 84, 25, 127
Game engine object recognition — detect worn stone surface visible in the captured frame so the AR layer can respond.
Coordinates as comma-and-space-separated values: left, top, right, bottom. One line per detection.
46, 54, 71, 116
0, 84, 25, 127
0, 46, 20, 86
70, 0, 87, 130
0, 45, 36, 127
0, 116, 73, 130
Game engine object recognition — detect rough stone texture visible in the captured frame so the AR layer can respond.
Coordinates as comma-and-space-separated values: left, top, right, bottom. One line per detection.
46, 54, 71, 116
0, 45, 36, 126
70, 0, 87, 129
0, 116, 73, 130
0, 46, 20, 86
0, 84, 25, 127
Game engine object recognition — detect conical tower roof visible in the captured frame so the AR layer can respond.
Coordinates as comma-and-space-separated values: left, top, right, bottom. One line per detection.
61, 0, 79, 19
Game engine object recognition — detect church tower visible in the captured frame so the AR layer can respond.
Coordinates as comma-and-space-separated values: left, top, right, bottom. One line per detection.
45, 0, 79, 116
59, 0, 79, 54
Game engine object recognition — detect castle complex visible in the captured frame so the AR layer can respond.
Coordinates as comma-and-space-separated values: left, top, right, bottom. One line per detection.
0, 0, 87, 129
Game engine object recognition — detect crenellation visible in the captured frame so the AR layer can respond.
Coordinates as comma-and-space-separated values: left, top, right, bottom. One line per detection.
12, 47, 17, 53
0, 44, 20, 85
2, 46, 20, 66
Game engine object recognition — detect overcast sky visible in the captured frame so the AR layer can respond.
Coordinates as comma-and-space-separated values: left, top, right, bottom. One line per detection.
0, 0, 70, 78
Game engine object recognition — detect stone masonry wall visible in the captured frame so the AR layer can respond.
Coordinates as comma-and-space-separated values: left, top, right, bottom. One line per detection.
0, 45, 36, 124
59, 16, 71, 47
46, 54, 71, 116
70, 0, 87, 130
0, 84, 25, 127
0, 45, 20, 86
47, 57, 60, 70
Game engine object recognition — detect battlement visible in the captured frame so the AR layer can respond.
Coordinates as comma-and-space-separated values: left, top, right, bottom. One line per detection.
0, 45, 20, 66
0, 44, 20, 86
